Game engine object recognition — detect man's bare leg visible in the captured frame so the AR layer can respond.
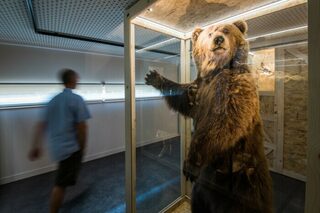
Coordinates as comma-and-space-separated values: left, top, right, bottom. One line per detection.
50, 186, 65, 213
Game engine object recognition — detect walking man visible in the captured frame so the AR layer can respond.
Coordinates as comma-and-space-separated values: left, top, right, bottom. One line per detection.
29, 68, 91, 213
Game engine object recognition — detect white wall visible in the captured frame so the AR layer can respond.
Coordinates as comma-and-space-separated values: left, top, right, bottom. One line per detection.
0, 44, 180, 184
0, 43, 178, 83
0, 44, 124, 83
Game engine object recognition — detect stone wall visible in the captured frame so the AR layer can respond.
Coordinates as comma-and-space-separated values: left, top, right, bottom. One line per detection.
254, 45, 308, 177
282, 46, 308, 176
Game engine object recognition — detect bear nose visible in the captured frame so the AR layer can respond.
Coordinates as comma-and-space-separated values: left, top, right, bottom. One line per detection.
214, 36, 224, 45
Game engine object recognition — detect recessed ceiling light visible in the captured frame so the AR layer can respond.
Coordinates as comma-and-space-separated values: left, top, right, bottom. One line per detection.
247, 25, 308, 41
136, 38, 177, 53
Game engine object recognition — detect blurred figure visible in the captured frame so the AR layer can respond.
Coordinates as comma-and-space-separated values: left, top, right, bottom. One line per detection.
29, 69, 91, 213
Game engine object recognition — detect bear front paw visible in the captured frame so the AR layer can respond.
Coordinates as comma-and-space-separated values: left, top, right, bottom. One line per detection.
145, 70, 163, 89
183, 160, 200, 182
187, 84, 199, 106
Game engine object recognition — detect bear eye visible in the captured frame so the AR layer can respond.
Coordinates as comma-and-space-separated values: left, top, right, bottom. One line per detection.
223, 28, 229, 34
208, 33, 213, 37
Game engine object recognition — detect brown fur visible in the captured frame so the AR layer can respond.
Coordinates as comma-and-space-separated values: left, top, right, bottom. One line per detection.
145, 20, 272, 213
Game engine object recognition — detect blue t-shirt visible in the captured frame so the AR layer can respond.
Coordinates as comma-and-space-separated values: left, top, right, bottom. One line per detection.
45, 88, 91, 161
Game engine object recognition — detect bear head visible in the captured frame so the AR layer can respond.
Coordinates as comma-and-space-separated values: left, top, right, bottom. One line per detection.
192, 20, 249, 78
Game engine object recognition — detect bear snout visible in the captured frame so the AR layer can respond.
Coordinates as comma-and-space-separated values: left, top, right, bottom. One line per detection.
214, 36, 224, 45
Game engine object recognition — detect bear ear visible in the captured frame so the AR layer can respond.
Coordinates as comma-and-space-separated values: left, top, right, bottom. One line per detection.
192, 28, 203, 43
233, 20, 248, 34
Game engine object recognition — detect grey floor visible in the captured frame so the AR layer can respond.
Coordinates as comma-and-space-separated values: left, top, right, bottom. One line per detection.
0, 137, 305, 213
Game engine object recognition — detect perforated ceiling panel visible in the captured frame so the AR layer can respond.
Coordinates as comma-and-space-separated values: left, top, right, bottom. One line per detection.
156, 40, 181, 54
135, 27, 173, 48
136, 39, 180, 57
0, 0, 127, 56
33, 0, 139, 42
247, 4, 307, 38
135, 25, 180, 54
250, 30, 307, 50
0, 0, 307, 60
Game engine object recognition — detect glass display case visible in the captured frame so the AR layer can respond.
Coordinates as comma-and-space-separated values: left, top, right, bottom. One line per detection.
124, 0, 317, 212
134, 26, 182, 212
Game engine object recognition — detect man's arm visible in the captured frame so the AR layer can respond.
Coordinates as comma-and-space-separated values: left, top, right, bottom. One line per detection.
76, 121, 87, 152
29, 121, 46, 161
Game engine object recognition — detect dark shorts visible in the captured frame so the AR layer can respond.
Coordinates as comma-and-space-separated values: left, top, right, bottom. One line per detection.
55, 151, 83, 187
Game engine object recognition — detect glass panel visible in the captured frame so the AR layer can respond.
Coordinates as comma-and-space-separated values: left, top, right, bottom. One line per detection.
251, 43, 307, 213
185, 3, 307, 213
135, 26, 181, 212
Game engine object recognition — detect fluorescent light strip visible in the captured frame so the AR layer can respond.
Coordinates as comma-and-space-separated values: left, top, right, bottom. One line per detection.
249, 41, 308, 51
247, 25, 308, 41
133, 16, 185, 39
136, 38, 177, 53
0, 85, 163, 107
163, 55, 179, 60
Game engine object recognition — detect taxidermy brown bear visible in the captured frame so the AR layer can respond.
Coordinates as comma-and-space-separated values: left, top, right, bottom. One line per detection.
145, 20, 272, 213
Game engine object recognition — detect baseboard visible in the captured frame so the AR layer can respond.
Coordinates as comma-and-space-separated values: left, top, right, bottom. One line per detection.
0, 147, 125, 185
84, 133, 179, 163
0, 164, 57, 185
83, 146, 125, 162
270, 167, 306, 182
0, 133, 179, 185
137, 133, 179, 148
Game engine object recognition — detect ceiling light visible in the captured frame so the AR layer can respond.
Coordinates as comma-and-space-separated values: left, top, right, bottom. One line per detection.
163, 55, 179, 60
147, 8, 153, 12
136, 38, 177, 53
247, 25, 307, 41
133, 17, 186, 39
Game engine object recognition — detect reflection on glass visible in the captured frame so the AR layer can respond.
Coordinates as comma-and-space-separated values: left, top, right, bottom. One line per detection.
250, 41, 308, 211
135, 25, 181, 212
